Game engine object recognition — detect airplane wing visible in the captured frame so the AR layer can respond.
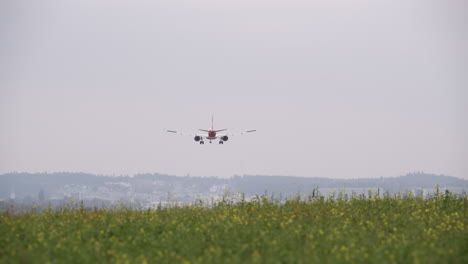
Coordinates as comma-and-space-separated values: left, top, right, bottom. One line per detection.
240, 129, 256, 135
219, 130, 256, 137
166, 130, 186, 135
166, 130, 206, 137
199, 129, 227, 132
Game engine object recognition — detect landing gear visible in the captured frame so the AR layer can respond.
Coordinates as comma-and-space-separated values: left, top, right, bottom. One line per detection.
219, 141, 224, 144
200, 141, 204, 145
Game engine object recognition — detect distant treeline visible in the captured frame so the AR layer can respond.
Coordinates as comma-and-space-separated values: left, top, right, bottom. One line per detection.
228, 173, 467, 195
0, 172, 466, 200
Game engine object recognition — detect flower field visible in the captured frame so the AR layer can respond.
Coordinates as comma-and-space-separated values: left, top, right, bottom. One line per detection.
1, 192, 466, 263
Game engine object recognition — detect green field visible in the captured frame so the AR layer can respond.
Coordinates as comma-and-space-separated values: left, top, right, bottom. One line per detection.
1, 192, 466, 263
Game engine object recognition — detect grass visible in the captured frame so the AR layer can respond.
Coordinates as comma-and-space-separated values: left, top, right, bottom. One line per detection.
1, 191, 466, 263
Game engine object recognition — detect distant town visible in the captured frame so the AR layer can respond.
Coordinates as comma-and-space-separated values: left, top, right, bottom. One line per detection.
1, 172, 466, 210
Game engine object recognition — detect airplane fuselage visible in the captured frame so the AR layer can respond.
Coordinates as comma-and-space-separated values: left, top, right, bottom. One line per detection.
207, 129, 217, 140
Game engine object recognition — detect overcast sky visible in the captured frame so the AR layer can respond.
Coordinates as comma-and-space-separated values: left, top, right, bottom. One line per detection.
1, 0, 466, 179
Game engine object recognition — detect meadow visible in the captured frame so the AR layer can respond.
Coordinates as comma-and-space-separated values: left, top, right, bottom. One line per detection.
1, 191, 466, 263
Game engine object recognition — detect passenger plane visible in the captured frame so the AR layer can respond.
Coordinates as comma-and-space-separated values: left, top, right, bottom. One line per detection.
167, 116, 256, 144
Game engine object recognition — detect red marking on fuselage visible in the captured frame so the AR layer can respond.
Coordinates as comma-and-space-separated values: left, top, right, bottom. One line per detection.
208, 129, 216, 139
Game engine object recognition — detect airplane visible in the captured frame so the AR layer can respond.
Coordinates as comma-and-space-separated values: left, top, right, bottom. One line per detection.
167, 116, 256, 144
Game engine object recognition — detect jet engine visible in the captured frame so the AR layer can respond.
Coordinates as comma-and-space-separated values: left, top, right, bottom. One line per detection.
221, 136, 229, 141
194, 136, 201, 141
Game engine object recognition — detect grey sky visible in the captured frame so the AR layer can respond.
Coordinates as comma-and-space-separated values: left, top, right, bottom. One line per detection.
1, 0, 467, 179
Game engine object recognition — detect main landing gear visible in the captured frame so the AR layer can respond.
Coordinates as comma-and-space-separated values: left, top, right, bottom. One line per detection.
199, 141, 204, 144
219, 141, 224, 144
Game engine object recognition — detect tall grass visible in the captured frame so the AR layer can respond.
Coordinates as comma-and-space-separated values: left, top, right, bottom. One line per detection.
1, 191, 466, 263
